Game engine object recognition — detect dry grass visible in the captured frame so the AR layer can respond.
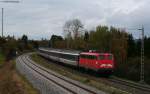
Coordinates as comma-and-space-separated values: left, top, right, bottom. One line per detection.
0, 60, 39, 94
0, 53, 5, 67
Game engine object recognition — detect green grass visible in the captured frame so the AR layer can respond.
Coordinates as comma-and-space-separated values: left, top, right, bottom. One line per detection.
31, 53, 130, 94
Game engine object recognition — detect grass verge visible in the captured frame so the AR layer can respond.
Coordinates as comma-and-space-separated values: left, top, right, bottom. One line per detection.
31, 53, 130, 94
0, 59, 39, 94
0, 52, 5, 67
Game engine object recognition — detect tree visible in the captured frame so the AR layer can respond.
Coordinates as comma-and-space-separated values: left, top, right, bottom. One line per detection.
63, 20, 72, 39
21, 34, 28, 47
72, 19, 83, 39
63, 19, 83, 39
89, 25, 110, 52
84, 31, 89, 42
63, 19, 84, 48
127, 34, 136, 57
33, 41, 39, 49
144, 37, 150, 58
50, 35, 63, 48
110, 27, 128, 63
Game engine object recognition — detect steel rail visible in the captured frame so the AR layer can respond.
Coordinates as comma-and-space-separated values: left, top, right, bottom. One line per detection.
109, 77, 150, 92
25, 54, 98, 94
36, 51, 150, 93
19, 55, 77, 94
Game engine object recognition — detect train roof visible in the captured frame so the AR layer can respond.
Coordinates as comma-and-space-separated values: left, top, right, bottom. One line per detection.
39, 48, 113, 56
80, 52, 113, 56
39, 48, 80, 56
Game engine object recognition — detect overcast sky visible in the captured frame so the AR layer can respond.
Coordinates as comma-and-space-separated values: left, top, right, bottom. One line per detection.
0, 0, 149, 40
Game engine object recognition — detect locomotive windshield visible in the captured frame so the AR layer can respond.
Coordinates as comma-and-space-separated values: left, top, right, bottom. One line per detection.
108, 55, 113, 60
99, 55, 105, 60
80, 54, 97, 60
99, 54, 113, 60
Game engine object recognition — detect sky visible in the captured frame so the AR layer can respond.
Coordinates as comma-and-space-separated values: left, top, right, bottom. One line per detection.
0, 0, 149, 40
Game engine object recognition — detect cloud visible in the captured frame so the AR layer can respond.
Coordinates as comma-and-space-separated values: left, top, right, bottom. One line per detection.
0, 0, 149, 39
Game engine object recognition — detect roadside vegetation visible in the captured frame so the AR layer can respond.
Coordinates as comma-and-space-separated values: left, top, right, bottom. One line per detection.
32, 53, 130, 94
0, 51, 5, 66
0, 59, 39, 94
0, 36, 39, 94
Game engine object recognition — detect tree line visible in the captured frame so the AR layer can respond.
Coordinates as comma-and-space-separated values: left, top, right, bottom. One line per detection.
0, 18, 150, 84
0, 35, 39, 60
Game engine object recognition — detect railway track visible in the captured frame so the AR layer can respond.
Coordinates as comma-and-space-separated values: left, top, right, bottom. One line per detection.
17, 54, 104, 94
109, 76, 150, 93
89, 76, 150, 94
34, 52, 150, 94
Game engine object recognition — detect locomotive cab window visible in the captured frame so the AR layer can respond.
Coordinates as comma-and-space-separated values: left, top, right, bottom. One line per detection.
80, 55, 97, 60
88, 55, 97, 60
99, 55, 105, 60
107, 55, 113, 60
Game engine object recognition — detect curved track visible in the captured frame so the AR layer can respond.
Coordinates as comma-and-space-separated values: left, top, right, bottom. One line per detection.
108, 76, 150, 93
37, 52, 150, 94
16, 54, 105, 94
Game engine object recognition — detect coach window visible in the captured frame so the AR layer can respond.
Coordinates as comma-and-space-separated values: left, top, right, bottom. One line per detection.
65, 54, 68, 59
63, 54, 67, 59
61, 53, 64, 58
68, 55, 72, 60
72, 55, 76, 60
50, 52, 53, 56
52, 52, 55, 56
70, 55, 73, 60
72, 55, 75, 60
68, 54, 72, 60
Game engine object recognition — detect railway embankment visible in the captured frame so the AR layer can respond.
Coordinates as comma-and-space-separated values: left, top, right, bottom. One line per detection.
0, 52, 39, 94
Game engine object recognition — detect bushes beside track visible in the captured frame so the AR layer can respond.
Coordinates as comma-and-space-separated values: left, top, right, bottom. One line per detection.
114, 57, 150, 84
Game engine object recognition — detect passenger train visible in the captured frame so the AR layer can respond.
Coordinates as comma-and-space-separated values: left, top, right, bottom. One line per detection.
38, 48, 114, 75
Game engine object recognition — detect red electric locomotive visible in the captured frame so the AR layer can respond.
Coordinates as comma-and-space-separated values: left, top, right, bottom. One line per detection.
79, 51, 114, 74
38, 48, 114, 75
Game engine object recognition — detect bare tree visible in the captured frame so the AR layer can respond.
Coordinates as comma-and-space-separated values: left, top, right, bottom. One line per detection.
63, 19, 83, 48
72, 19, 83, 39
63, 20, 72, 38
63, 19, 83, 39
63, 20, 72, 48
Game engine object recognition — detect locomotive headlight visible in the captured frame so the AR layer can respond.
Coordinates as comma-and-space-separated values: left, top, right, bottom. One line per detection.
96, 61, 98, 64
101, 64, 106, 67
107, 64, 112, 67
